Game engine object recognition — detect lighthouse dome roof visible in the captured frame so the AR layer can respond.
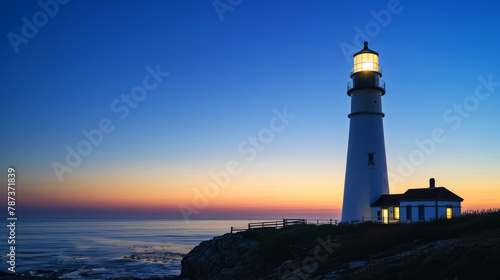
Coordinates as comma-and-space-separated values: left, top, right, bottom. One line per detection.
353, 41, 379, 57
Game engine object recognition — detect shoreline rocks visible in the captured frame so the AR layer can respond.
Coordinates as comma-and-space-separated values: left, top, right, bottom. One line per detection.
181, 233, 271, 280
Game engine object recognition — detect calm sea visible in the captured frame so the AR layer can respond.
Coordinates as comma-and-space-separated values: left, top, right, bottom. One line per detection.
0, 218, 259, 279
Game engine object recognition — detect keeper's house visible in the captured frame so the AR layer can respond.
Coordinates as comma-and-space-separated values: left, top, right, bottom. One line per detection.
370, 178, 464, 224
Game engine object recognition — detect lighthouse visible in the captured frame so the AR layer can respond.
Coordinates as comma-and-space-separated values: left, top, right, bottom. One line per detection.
342, 41, 390, 222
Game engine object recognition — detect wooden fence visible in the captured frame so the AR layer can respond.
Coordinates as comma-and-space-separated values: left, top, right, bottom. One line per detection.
308, 219, 341, 226
230, 218, 306, 233
230, 218, 343, 233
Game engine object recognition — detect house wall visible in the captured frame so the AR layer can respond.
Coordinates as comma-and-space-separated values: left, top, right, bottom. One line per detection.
400, 200, 434, 222
399, 200, 461, 223
399, 205, 406, 221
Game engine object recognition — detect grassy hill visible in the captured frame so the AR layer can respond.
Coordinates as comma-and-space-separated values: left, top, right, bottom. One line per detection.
238, 210, 500, 279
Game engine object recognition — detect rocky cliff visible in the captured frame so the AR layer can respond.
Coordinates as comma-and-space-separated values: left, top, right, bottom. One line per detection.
180, 212, 500, 280
180, 226, 343, 280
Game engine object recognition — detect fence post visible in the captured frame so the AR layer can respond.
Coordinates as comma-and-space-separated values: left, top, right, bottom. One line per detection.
283, 218, 286, 227
231, 226, 233, 233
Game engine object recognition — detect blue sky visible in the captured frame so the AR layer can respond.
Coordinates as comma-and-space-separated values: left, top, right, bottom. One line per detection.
1, 0, 499, 218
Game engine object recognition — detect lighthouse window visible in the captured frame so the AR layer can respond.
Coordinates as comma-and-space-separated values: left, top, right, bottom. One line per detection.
368, 153, 374, 166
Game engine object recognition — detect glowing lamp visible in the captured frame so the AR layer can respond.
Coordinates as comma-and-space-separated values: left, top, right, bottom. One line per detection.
351, 41, 381, 75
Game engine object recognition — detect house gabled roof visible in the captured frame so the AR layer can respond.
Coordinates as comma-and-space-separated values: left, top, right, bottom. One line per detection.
400, 187, 464, 202
371, 194, 405, 206
371, 187, 463, 207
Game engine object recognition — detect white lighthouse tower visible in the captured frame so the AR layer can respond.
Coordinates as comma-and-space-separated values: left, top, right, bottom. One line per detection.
342, 41, 390, 222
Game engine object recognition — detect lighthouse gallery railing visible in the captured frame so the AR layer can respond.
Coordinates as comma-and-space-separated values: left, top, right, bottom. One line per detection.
347, 79, 385, 92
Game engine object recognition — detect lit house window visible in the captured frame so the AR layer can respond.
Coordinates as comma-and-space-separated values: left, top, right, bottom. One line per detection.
447, 207, 452, 219
394, 207, 400, 220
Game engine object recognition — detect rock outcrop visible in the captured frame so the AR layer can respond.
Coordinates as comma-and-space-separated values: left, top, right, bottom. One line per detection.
180, 233, 272, 279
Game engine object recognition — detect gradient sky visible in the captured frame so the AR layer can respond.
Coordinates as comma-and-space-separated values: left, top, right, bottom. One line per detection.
1, 0, 499, 219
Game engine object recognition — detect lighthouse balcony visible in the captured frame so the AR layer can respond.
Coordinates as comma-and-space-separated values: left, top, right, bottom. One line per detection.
347, 79, 385, 95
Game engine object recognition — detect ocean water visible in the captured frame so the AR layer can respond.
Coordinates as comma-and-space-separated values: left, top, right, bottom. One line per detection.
0, 218, 258, 279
